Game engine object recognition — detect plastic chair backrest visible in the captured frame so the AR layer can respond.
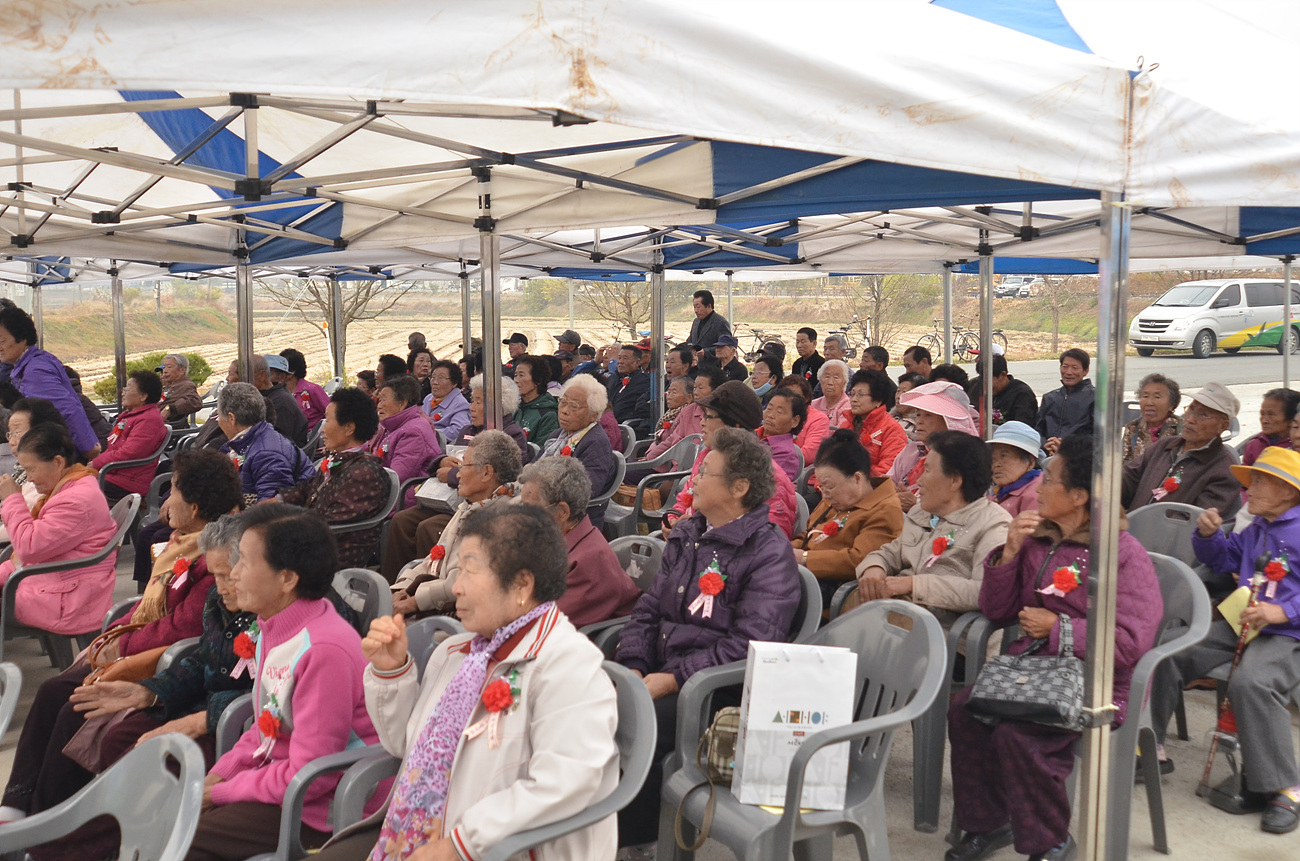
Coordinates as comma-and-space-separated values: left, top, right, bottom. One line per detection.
98, 428, 172, 491
0, 661, 20, 739
322, 377, 342, 396
434, 426, 448, 451
618, 422, 636, 453
793, 493, 810, 537
158, 637, 200, 673
589, 451, 626, 508
1127, 502, 1205, 570
0, 734, 205, 861
526, 441, 541, 462
791, 564, 823, 644
332, 568, 394, 633
301, 422, 324, 458
405, 616, 466, 678
795, 465, 814, 498
143, 470, 173, 526
329, 468, 401, 535
102, 596, 142, 632
809, 601, 947, 797
608, 535, 663, 591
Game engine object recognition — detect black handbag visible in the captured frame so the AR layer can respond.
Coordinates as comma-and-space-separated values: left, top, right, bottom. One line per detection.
964, 546, 1087, 731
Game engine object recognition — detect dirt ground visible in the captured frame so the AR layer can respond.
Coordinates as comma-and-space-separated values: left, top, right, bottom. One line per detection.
74, 313, 1094, 391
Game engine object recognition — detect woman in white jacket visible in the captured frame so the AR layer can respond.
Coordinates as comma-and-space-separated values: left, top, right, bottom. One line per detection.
316, 504, 620, 861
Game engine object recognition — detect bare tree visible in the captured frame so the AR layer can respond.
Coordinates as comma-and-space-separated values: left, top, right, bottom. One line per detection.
573, 279, 692, 341
1038, 275, 1088, 354
258, 278, 419, 370
837, 274, 941, 353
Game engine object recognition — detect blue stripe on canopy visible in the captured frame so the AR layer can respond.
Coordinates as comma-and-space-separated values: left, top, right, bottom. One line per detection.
29, 257, 72, 284
930, 0, 1092, 53
711, 142, 1097, 223
548, 268, 645, 281
950, 257, 1098, 274
1239, 207, 1300, 255
661, 223, 800, 268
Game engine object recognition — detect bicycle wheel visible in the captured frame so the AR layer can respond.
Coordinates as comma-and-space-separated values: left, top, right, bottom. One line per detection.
917, 334, 942, 355
992, 330, 1009, 353
955, 332, 981, 361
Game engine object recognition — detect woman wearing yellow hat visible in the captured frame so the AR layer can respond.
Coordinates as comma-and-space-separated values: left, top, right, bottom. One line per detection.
1151, 445, 1300, 835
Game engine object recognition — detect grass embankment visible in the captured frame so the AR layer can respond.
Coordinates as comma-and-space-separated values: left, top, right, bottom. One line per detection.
41, 304, 236, 361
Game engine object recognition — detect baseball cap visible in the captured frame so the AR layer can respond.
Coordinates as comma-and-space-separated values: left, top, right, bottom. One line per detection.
554, 329, 581, 346
503, 332, 529, 347
712, 334, 740, 349
554, 349, 576, 361
1189, 381, 1239, 418
265, 354, 290, 374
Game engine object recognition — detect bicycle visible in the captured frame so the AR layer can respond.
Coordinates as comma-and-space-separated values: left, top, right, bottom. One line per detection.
735, 323, 786, 363
916, 318, 1008, 362
830, 314, 871, 360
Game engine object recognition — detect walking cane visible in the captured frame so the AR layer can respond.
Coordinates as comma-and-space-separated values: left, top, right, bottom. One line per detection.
1197, 550, 1270, 794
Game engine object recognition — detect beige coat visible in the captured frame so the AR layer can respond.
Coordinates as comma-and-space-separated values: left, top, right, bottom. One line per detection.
857, 496, 1011, 627
356, 605, 619, 861
392, 490, 518, 611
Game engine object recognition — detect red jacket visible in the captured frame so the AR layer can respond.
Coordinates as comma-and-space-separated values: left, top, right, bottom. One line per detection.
116, 556, 213, 655
557, 516, 641, 628
93, 405, 169, 495
840, 405, 907, 477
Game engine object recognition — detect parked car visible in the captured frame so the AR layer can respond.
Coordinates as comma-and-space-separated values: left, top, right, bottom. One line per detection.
1128, 278, 1300, 358
995, 276, 1032, 298
1017, 278, 1044, 298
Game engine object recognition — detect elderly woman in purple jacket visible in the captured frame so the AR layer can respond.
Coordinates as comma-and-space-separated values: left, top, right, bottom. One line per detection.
369, 374, 442, 508
0, 304, 99, 457
947, 436, 1161, 861
615, 426, 801, 849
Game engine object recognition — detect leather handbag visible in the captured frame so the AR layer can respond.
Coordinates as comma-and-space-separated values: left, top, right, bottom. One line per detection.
964, 613, 1086, 731
83, 623, 169, 685
673, 706, 741, 851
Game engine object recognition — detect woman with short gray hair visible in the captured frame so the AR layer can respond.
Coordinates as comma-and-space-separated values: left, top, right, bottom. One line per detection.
520, 457, 641, 628
542, 374, 616, 529
216, 382, 315, 504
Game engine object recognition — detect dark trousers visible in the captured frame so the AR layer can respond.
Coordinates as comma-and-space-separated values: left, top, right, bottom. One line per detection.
380, 508, 451, 582
314, 823, 383, 861
2, 665, 95, 814
133, 519, 174, 586
185, 801, 330, 861
948, 686, 1078, 855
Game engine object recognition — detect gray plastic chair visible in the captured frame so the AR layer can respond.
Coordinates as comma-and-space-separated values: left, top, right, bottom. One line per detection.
0, 661, 20, 739
588, 450, 627, 512
322, 377, 342, 396
0, 734, 205, 861
1127, 502, 1206, 571
795, 465, 815, 498
791, 564, 823, 644
618, 422, 637, 453
608, 535, 665, 591
97, 428, 173, 494
793, 493, 810, 537
661, 600, 947, 861
526, 441, 541, 462
0, 493, 141, 667
300, 422, 325, 459
328, 467, 401, 565
603, 435, 700, 538
215, 692, 254, 757
140, 470, 173, 529
157, 636, 200, 674
328, 661, 656, 861
332, 568, 395, 634
405, 615, 466, 679
102, 595, 142, 632
829, 580, 858, 620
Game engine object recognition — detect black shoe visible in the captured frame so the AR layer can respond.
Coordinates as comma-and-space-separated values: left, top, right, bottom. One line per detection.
1261, 792, 1300, 834
944, 825, 1013, 861
1134, 756, 1175, 782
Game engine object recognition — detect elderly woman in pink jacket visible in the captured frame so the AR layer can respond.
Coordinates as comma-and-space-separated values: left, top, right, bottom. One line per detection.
91, 369, 169, 505
369, 375, 442, 508
0, 423, 119, 636
988, 421, 1045, 517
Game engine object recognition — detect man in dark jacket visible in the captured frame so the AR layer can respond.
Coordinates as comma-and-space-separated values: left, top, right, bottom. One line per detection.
1122, 382, 1241, 514
790, 326, 824, 384
255, 354, 308, 447
971, 353, 1039, 427
712, 334, 749, 383
1035, 348, 1095, 454
687, 289, 731, 357
607, 345, 653, 438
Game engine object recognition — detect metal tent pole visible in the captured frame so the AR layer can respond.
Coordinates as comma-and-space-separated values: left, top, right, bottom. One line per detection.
942, 264, 953, 365
476, 169, 503, 430
328, 273, 345, 379
568, 280, 574, 331
110, 263, 126, 410
29, 264, 42, 350
1284, 256, 1294, 388
726, 269, 735, 324
978, 236, 993, 439
651, 241, 666, 426
235, 258, 254, 384
1078, 191, 1131, 861
459, 264, 472, 358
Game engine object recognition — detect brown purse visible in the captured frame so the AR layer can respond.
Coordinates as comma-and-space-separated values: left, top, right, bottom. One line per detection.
83, 623, 169, 685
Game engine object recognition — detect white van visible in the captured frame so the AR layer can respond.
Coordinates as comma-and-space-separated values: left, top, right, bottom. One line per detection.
1128, 278, 1300, 358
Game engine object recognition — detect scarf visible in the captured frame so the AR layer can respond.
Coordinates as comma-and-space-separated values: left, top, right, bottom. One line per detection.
134, 530, 202, 624
995, 468, 1042, 502
371, 601, 556, 861
29, 464, 99, 519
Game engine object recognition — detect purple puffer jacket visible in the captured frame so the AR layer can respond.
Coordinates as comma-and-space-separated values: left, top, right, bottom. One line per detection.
980, 521, 1161, 725
368, 404, 442, 508
616, 504, 801, 686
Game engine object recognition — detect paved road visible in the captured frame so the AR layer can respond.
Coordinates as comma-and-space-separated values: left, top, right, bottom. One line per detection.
1003, 351, 1293, 397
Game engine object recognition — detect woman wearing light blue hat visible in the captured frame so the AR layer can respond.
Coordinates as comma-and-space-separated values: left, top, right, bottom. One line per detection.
988, 421, 1043, 517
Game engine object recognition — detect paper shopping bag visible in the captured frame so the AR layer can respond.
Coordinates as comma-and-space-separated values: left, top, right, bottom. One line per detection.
731, 641, 856, 810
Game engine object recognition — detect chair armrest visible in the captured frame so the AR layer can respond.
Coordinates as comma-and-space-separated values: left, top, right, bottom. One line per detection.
674, 661, 747, 760
103, 596, 142, 632
828, 581, 858, 620
633, 469, 691, 519
215, 692, 254, 757
396, 476, 426, 512
330, 748, 402, 833
158, 637, 201, 674
273, 745, 383, 861
579, 617, 630, 659
629, 438, 652, 459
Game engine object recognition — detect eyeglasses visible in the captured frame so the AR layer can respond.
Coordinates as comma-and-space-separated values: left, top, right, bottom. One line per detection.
696, 466, 725, 480
703, 412, 722, 422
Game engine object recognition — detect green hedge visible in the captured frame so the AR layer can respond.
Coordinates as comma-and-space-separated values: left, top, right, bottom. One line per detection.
93, 351, 213, 402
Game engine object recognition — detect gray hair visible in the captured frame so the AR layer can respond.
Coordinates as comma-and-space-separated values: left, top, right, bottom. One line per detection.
470, 374, 521, 415
468, 429, 523, 484
218, 382, 266, 427
164, 353, 189, 373
519, 456, 591, 523
818, 358, 851, 384
251, 354, 268, 377
710, 426, 776, 510
560, 373, 608, 418
824, 333, 849, 353
1137, 372, 1181, 411
198, 514, 243, 558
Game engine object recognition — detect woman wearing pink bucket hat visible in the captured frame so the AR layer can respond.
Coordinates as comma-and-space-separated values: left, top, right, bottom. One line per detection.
886, 381, 982, 512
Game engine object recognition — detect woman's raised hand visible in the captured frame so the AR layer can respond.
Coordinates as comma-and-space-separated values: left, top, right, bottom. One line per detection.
1196, 507, 1223, 538
362, 614, 409, 672
1001, 510, 1043, 562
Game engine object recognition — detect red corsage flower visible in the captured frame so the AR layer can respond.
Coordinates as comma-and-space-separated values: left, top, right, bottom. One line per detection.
621, 377, 630, 386
1265, 560, 1288, 581
482, 678, 514, 713
429, 545, 447, 561
560, 444, 573, 456
257, 710, 281, 739
931, 536, 953, 556
680, 491, 694, 509
172, 556, 190, 576
698, 571, 725, 596
433, 413, 442, 421
1160, 476, 1180, 494
822, 520, 841, 537
233, 632, 256, 659
662, 420, 672, 430
523, 426, 530, 437
1052, 567, 1081, 594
